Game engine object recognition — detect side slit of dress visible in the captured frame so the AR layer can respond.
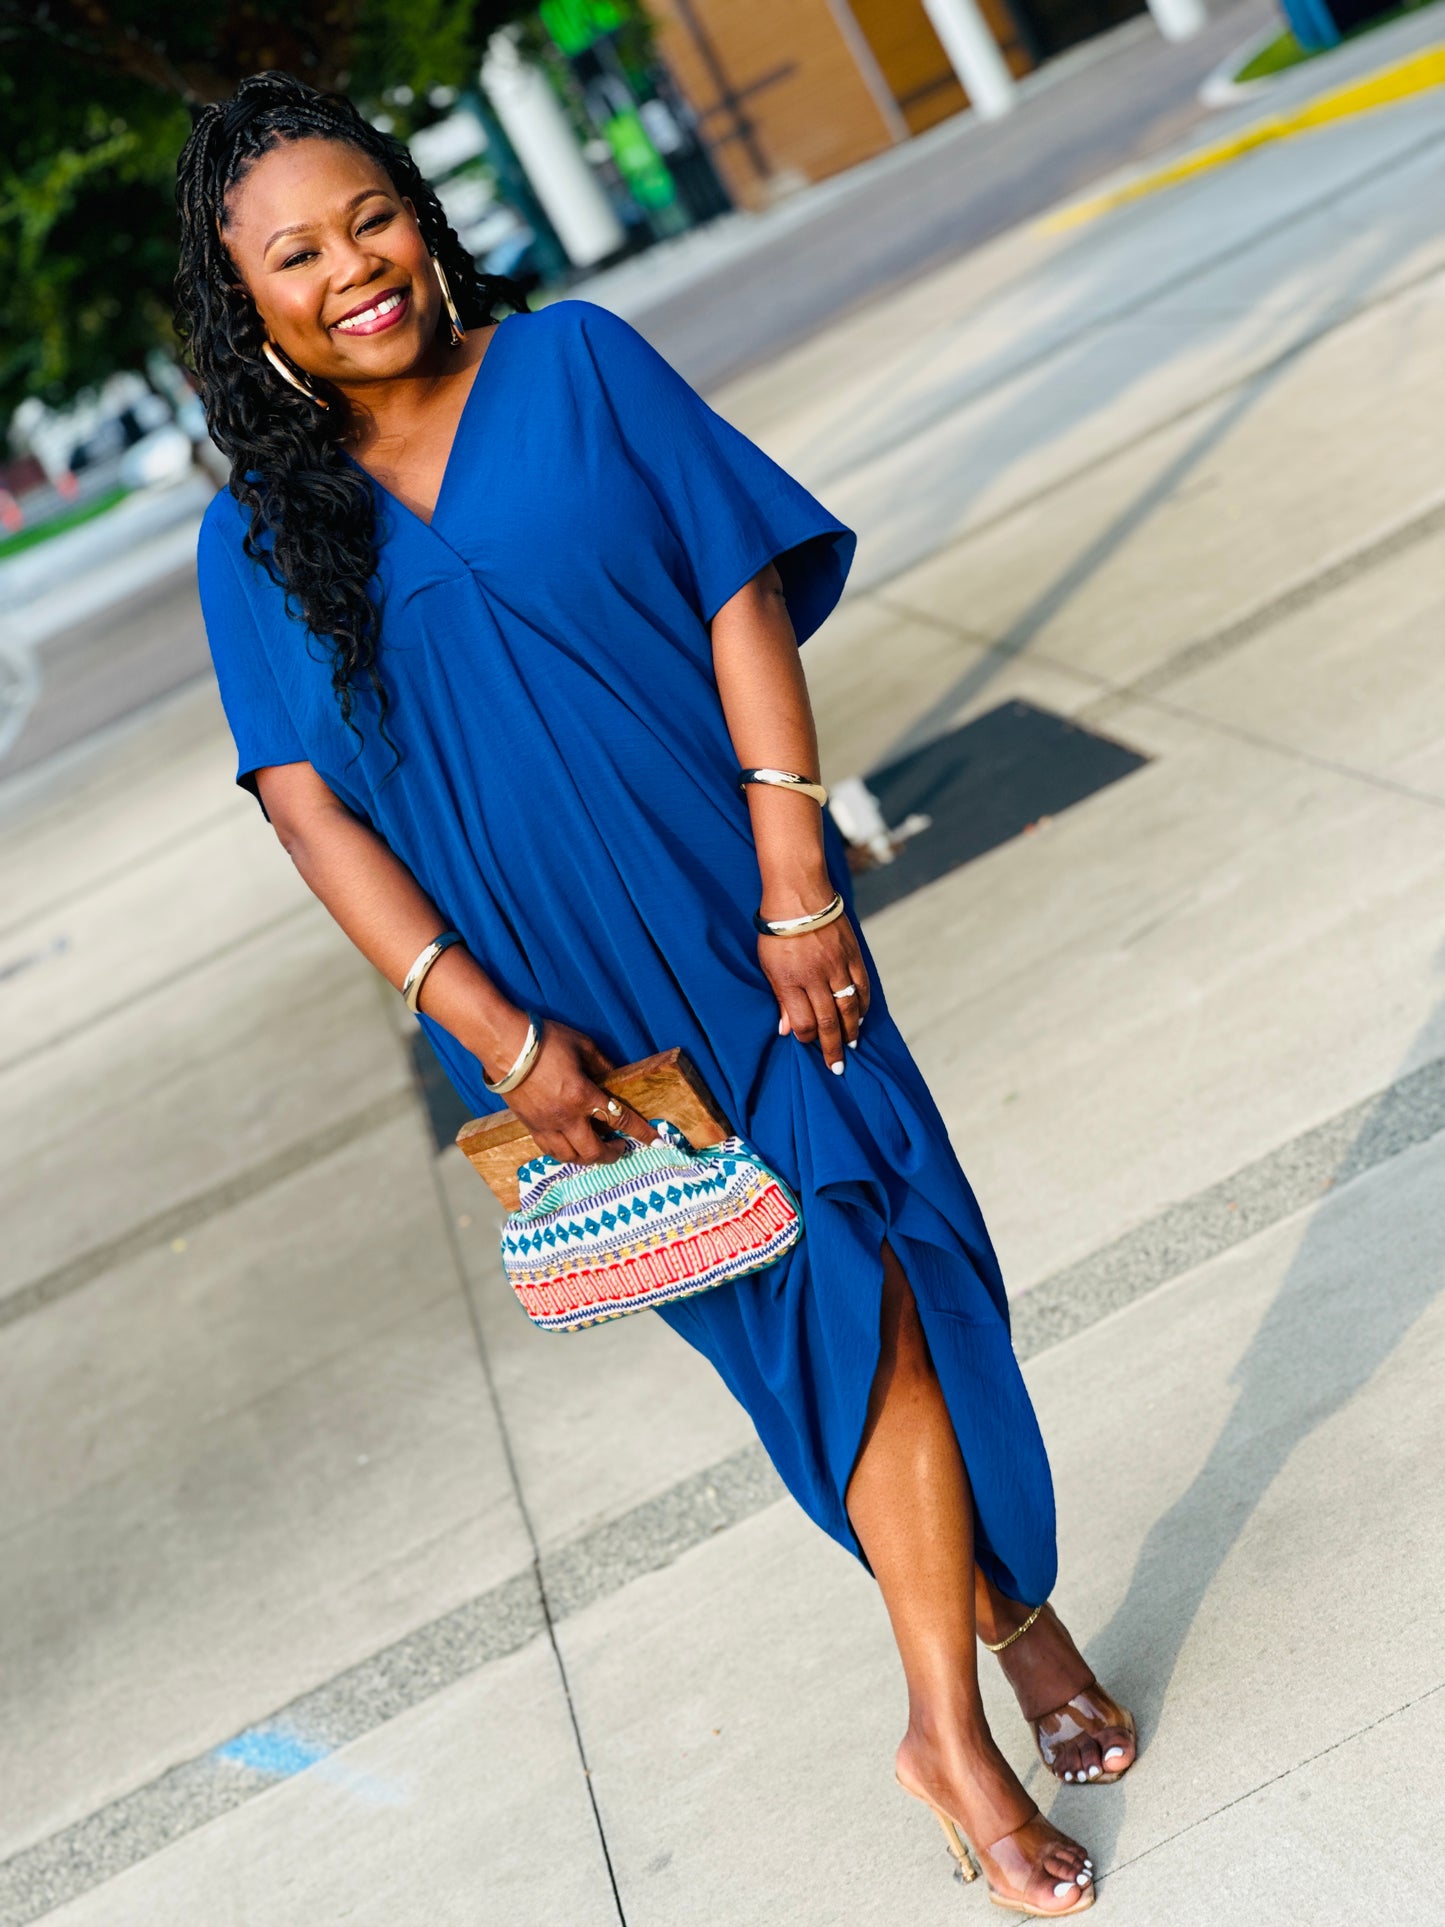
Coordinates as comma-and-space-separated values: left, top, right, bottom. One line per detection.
834, 1219, 1004, 1597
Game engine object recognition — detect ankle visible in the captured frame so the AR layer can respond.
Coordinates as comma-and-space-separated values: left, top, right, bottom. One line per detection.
979, 1593, 1044, 1650
901, 1703, 1001, 1788
902, 1697, 991, 1768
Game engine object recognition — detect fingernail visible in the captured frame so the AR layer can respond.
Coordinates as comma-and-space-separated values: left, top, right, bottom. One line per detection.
847, 1039, 857, 1049
777, 1017, 786, 1034
1103, 1748, 1125, 1762
830, 1060, 844, 1076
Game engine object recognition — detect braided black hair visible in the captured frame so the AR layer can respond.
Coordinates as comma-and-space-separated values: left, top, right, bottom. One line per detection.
174, 71, 525, 745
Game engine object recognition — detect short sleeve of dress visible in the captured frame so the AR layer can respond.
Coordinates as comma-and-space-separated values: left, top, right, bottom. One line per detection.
569, 302, 855, 642
196, 497, 306, 803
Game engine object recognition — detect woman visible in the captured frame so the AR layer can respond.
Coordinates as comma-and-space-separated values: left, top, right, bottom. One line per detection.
177, 72, 1135, 1916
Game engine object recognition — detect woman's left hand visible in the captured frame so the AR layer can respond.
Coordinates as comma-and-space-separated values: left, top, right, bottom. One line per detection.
759, 915, 871, 1074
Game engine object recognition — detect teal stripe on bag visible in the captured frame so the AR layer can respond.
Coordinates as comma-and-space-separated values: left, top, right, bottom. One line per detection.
502, 1118, 801, 1332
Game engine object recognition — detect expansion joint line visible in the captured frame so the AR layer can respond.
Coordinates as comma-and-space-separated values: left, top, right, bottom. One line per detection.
416, 1060, 629, 1925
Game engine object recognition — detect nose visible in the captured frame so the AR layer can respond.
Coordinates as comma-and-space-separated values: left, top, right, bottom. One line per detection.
331, 233, 387, 293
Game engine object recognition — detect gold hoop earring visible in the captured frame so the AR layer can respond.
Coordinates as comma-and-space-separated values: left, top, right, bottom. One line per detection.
261, 340, 330, 410
432, 254, 465, 349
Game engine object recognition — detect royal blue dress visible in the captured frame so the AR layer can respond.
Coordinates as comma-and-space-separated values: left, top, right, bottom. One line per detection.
199, 300, 1057, 1604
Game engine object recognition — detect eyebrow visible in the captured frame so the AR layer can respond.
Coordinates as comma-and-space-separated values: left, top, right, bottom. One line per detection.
263, 188, 391, 256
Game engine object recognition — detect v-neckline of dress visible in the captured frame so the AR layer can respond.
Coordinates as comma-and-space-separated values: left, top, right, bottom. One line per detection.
345, 312, 517, 541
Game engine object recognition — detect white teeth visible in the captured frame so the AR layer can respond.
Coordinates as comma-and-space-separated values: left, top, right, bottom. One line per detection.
335, 291, 403, 332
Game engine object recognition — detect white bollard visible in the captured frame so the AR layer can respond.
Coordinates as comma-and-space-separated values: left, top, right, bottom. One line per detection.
480, 30, 625, 269
920, 0, 1018, 120
1145, 0, 1208, 41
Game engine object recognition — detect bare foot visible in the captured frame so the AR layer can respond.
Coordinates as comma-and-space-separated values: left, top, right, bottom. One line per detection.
988, 1601, 1137, 1784
895, 1724, 1094, 1913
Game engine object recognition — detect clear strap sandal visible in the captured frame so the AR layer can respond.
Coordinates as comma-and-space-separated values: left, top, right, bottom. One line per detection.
926, 1804, 1096, 1916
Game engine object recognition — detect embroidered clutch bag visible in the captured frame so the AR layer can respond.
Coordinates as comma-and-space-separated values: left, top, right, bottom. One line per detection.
454, 1049, 802, 1334
498, 1118, 802, 1332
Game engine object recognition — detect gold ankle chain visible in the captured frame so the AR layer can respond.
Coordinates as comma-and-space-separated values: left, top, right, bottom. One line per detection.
983, 1600, 1046, 1654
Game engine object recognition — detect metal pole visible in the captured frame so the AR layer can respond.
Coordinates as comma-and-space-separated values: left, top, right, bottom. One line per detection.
919, 0, 1017, 121
1145, 0, 1208, 42
480, 30, 625, 269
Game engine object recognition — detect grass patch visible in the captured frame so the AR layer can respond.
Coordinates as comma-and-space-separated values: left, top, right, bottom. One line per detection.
0, 484, 131, 562
1237, 30, 1310, 81
1237, 0, 1441, 85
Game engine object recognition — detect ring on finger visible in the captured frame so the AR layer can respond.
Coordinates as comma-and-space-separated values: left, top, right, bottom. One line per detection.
831, 984, 858, 1003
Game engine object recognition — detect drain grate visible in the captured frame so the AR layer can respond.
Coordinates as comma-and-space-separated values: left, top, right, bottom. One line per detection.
850, 700, 1148, 918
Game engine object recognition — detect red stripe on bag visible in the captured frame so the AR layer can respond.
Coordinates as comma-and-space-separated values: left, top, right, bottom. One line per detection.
515, 1184, 799, 1319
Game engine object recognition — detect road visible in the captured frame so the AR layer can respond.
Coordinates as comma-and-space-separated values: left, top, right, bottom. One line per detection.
594, 0, 1274, 387
0, 1, 1271, 788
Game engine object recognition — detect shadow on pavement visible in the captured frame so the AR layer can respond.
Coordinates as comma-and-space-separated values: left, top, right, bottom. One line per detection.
1071, 961, 1445, 1875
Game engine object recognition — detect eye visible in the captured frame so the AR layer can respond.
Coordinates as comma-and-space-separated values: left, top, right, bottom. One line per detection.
359, 210, 394, 234
280, 249, 316, 269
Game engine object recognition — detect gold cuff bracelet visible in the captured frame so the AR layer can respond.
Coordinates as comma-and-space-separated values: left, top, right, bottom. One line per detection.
738, 768, 829, 808
754, 892, 845, 938
484, 1012, 546, 1095
401, 930, 462, 1013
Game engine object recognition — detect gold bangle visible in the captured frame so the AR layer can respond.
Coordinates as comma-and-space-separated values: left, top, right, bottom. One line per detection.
401, 930, 462, 1014
983, 1600, 1046, 1654
739, 768, 829, 808
484, 1012, 545, 1096
754, 892, 845, 938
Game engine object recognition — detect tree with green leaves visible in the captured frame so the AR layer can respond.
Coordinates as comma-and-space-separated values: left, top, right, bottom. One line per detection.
0, 0, 527, 434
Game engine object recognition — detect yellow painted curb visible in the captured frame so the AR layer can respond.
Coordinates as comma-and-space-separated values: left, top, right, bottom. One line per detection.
1041, 43, 1445, 233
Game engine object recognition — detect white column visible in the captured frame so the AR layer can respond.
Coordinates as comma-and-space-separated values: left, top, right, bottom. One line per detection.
1145, 0, 1207, 39
480, 30, 625, 269
920, 0, 1017, 121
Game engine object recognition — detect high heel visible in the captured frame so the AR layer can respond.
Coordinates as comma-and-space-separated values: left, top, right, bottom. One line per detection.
909, 1793, 1095, 1916
930, 1808, 981, 1883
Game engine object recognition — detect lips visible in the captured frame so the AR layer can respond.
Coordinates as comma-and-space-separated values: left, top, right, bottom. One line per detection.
330, 287, 410, 336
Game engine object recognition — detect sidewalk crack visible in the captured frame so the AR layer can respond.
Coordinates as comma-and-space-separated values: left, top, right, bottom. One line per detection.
1105, 1678, 1445, 1883
417, 1062, 629, 1925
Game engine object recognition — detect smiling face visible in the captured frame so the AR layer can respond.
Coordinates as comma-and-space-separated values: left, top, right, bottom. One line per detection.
223, 137, 448, 392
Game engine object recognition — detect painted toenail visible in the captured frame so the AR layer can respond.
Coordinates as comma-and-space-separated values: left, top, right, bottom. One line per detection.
1054, 1883, 1077, 1899
1104, 1747, 1125, 1762
1078, 1872, 1091, 1886
1088, 1765, 1101, 1778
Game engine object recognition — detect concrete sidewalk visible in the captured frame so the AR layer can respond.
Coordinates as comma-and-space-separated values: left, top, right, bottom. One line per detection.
1, 44, 1443, 1927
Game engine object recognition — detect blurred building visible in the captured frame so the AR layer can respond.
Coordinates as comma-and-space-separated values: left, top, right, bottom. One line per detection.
647, 0, 1145, 207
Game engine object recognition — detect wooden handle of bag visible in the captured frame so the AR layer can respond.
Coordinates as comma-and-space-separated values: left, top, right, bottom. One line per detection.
455, 1047, 733, 1211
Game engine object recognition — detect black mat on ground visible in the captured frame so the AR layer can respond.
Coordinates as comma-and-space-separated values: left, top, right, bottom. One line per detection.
409, 700, 1147, 1150
852, 700, 1148, 919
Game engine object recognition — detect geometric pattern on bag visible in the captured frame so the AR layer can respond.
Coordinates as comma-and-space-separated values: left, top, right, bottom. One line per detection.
500, 1117, 802, 1332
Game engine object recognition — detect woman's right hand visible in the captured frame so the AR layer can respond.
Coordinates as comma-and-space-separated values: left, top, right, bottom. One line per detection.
497, 1019, 657, 1165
